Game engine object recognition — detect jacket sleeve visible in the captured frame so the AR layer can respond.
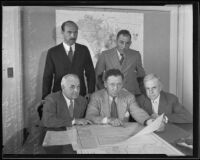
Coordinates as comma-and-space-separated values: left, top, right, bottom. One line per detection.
42, 50, 54, 99
128, 94, 150, 125
42, 96, 72, 128
85, 93, 105, 124
136, 51, 145, 78
95, 52, 106, 90
84, 47, 96, 94
166, 96, 193, 123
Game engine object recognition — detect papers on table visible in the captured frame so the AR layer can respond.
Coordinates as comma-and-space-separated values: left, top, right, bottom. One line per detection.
43, 130, 71, 146
133, 113, 164, 138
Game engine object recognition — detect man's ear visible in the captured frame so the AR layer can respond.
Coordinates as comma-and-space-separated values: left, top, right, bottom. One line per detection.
104, 81, 107, 89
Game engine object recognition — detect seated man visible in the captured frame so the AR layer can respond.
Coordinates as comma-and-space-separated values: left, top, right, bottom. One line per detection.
85, 69, 159, 127
137, 73, 192, 124
42, 74, 92, 128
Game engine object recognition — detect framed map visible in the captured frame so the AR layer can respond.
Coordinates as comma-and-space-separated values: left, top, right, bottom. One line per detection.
56, 8, 144, 66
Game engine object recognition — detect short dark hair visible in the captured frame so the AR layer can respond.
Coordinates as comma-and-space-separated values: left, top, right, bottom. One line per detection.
61, 20, 78, 31
116, 30, 131, 39
104, 69, 124, 81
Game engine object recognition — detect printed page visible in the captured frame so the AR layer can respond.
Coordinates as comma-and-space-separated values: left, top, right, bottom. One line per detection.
42, 130, 71, 146
132, 114, 164, 138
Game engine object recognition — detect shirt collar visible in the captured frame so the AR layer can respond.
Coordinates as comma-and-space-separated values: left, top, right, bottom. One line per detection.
151, 94, 160, 104
62, 92, 74, 107
63, 42, 75, 52
116, 49, 124, 59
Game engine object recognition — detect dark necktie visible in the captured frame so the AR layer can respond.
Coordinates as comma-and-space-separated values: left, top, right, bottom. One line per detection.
111, 97, 118, 118
69, 99, 73, 118
120, 54, 124, 65
68, 46, 73, 62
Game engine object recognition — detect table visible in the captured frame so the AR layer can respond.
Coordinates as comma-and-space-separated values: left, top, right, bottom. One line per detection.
22, 122, 193, 155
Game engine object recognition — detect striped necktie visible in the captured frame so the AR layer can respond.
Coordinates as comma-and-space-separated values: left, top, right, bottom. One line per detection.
120, 54, 124, 65
69, 99, 73, 118
68, 46, 73, 62
111, 97, 118, 118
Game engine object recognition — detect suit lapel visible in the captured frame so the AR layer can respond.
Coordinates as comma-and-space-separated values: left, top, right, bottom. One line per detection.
59, 92, 72, 118
144, 96, 154, 115
60, 43, 72, 65
121, 51, 133, 73
109, 48, 121, 70
73, 98, 81, 118
116, 91, 127, 119
72, 43, 79, 64
102, 90, 111, 117
158, 91, 167, 114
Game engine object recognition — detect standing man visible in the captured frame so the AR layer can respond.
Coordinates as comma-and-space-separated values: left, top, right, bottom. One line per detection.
95, 30, 145, 96
42, 74, 92, 128
137, 74, 193, 124
42, 20, 95, 100
85, 69, 162, 128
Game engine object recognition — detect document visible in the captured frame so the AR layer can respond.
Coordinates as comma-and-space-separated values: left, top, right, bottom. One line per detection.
132, 113, 164, 138
43, 130, 71, 146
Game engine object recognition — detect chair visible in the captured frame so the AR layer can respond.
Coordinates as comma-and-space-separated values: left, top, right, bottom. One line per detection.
37, 101, 45, 120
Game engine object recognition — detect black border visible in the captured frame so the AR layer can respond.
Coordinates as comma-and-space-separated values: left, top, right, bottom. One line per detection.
1, 0, 199, 159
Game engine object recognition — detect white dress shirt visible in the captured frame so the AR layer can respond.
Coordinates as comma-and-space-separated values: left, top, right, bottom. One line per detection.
151, 94, 160, 114
150, 94, 168, 123
101, 96, 129, 124
63, 42, 75, 55
116, 49, 124, 61
62, 92, 75, 125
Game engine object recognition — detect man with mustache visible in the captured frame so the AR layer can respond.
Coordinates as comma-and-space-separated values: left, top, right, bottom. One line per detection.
42, 74, 92, 128
42, 20, 95, 101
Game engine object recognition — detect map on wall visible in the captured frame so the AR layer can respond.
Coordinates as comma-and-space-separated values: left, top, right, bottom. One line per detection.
56, 8, 144, 67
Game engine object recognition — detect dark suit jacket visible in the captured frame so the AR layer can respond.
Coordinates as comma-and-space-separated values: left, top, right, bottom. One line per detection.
42, 43, 95, 99
137, 91, 192, 123
42, 91, 87, 128
95, 47, 145, 95
85, 88, 150, 125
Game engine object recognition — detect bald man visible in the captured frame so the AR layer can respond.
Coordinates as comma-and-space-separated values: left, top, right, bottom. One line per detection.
42, 74, 92, 129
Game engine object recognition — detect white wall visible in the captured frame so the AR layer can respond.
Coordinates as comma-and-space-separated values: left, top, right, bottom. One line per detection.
177, 5, 193, 115
2, 7, 23, 153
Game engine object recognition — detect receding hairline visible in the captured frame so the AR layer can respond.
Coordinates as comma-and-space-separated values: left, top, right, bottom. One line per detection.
61, 21, 78, 31
143, 74, 161, 85
61, 74, 79, 87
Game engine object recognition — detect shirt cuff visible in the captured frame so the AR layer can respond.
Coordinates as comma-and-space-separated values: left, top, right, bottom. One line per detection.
72, 119, 75, 125
102, 117, 108, 124
164, 115, 168, 123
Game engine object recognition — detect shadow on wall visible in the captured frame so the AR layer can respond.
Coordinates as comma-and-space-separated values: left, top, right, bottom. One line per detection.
29, 50, 48, 126
3, 129, 24, 154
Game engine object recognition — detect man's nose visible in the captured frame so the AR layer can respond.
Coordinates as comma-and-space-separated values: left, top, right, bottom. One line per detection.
71, 33, 76, 38
149, 89, 154, 94
74, 88, 79, 92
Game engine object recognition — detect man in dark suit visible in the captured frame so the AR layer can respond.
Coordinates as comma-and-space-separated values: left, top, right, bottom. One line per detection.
85, 69, 164, 129
137, 73, 193, 124
95, 30, 145, 96
42, 74, 92, 128
42, 20, 95, 100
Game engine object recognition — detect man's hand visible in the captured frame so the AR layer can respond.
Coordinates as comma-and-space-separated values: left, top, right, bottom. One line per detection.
108, 118, 124, 127
74, 118, 93, 125
146, 114, 166, 132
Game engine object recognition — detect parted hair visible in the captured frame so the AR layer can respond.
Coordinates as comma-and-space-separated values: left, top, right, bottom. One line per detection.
104, 69, 124, 81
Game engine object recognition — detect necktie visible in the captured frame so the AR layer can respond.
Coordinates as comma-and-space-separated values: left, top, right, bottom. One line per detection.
111, 97, 118, 118
68, 46, 73, 62
120, 54, 124, 65
69, 99, 73, 118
